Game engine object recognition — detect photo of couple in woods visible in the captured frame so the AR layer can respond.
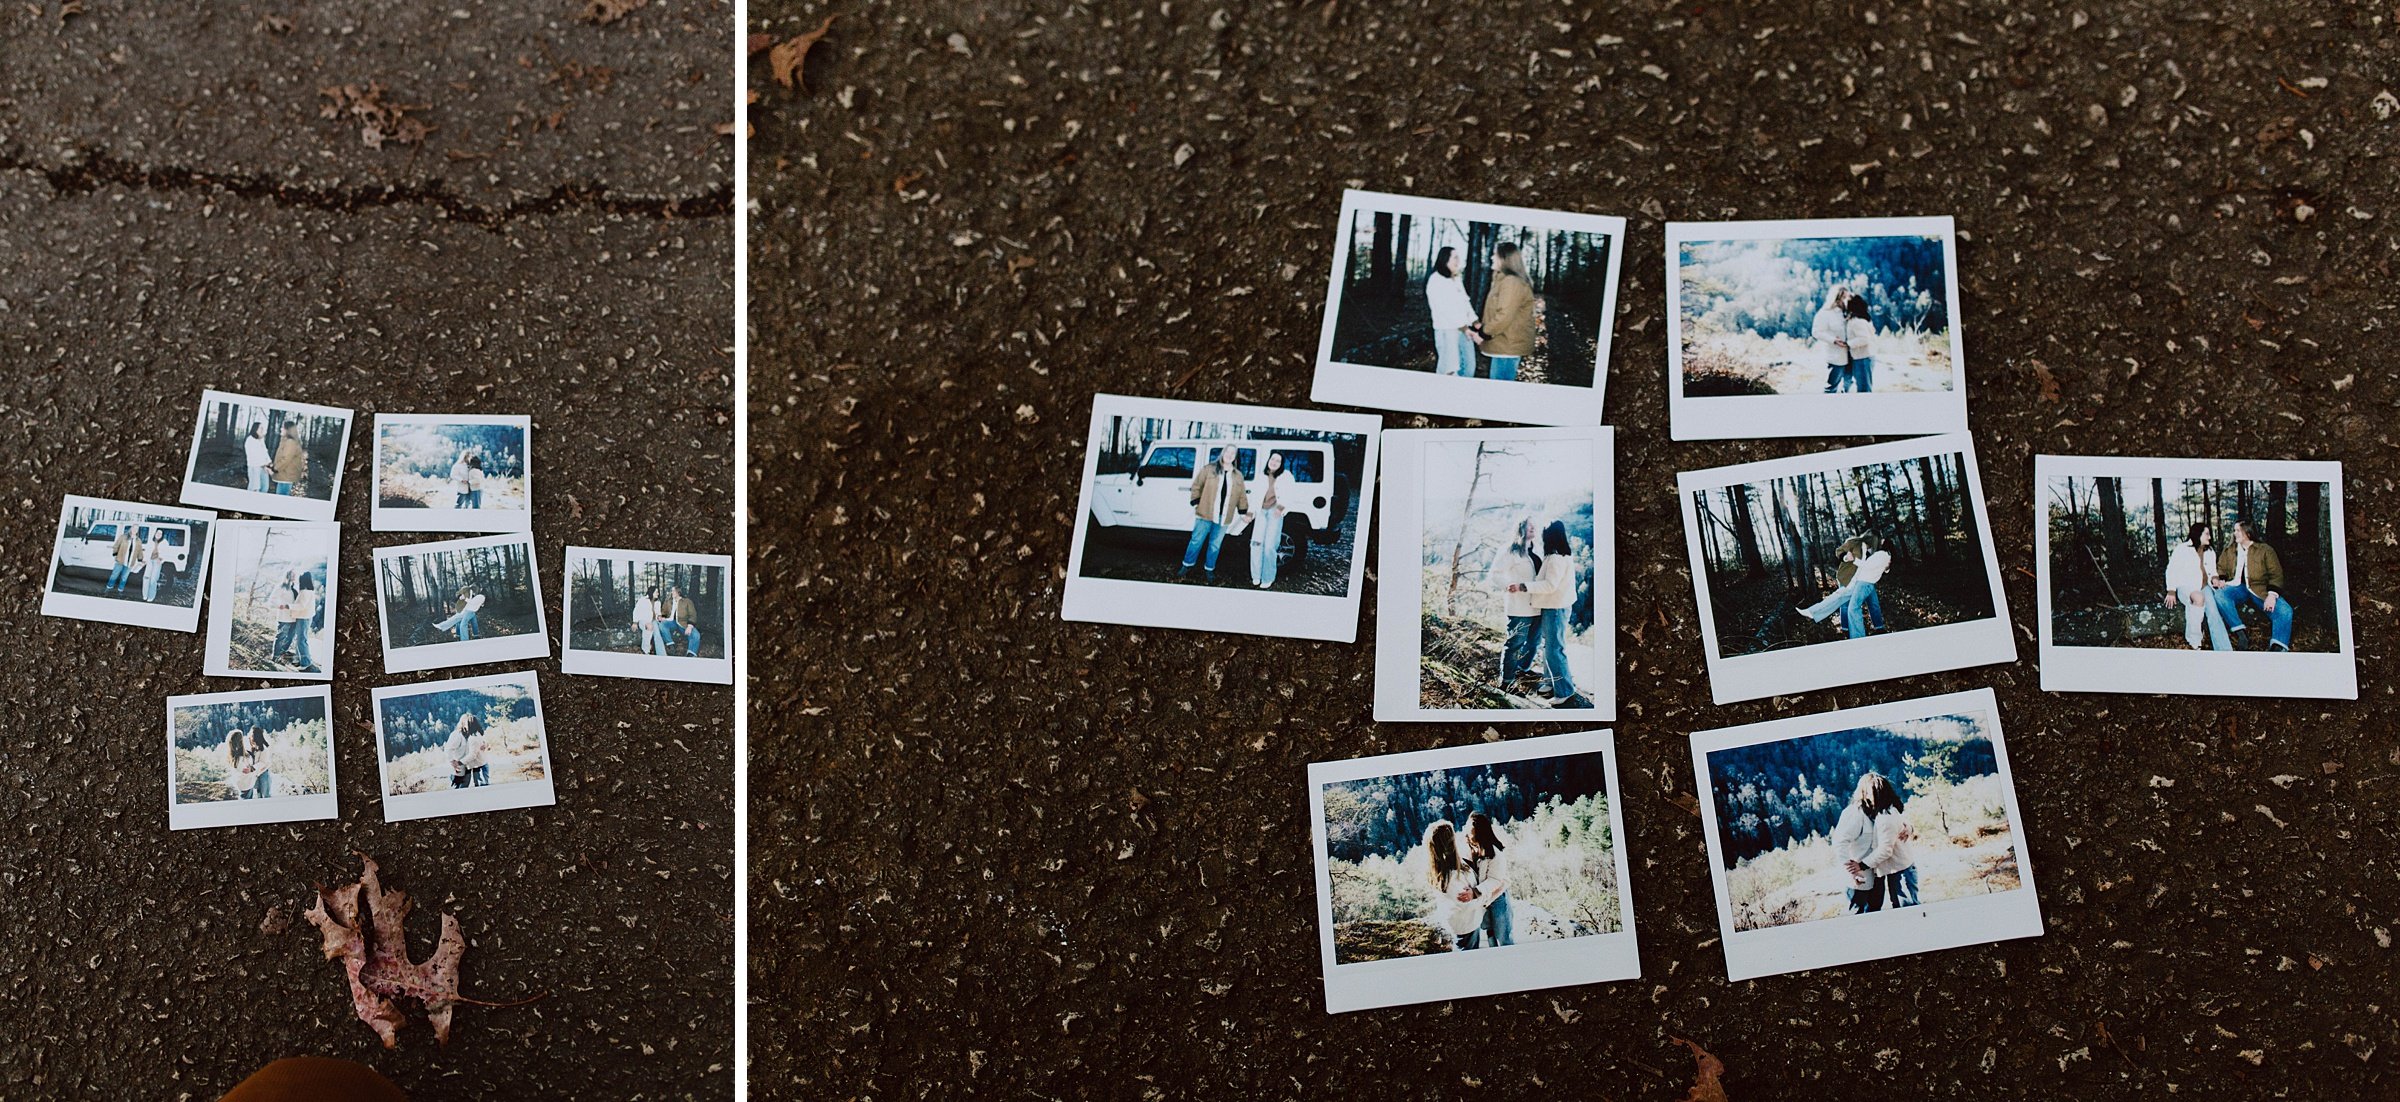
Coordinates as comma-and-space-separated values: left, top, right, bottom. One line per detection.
1675, 228, 1955, 398
170, 693, 333, 806
1328, 206, 1615, 390
567, 554, 726, 659
212, 522, 334, 677
1705, 711, 2024, 932
1689, 451, 1995, 656
2047, 475, 2338, 653
1416, 438, 1597, 711
185, 393, 351, 504
377, 539, 542, 652
1321, 752, 1625, 965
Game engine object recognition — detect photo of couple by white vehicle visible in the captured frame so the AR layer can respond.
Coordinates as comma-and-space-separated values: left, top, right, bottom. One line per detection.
43, 498, 214, 631
562, 548, 732, 683
1078, 415, 1363, 597
372, 672, 556, 822
372, 414, 533, 532
206, 521, 336, 679
2046, 474, 2339, 654
179, 390, 354, 522
165, 686, 339, 830
1413, 437, 1600, 712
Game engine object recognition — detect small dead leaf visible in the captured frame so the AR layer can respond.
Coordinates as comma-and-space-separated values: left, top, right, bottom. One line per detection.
260, 905, 293, 936
771, 15, 837, 91
1670, 1035, 1730, 1102
320, 83, 433, 150
567, 494, 584, 520
2031, 359, 2061, 403
1126, 788, 1151, 812
1006, 255, 1037, 274
1669, 792, 1702, 819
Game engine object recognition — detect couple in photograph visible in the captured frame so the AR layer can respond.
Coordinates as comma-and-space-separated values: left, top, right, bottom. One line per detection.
1815, 287, 1879, 393
269, 570, 325, 673
106, 525, 171, 602
1178, 446, 1297, 588
434, 585, 486, 642
1831, 772, 1920, 913
634, 583, 705, 656
1495, 518, 1587, 707
243, 422, 311, 496
1424, 242, 1536, 382
225, 727, 276, 800
446, 712, 492, 788
1422, 813, 1516, 951
1795, 534, 1891, 639
2165, 519, 2296, 651
449, 449, 489, 508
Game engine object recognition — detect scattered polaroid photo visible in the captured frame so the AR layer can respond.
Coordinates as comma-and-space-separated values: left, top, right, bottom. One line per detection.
1374, 426, 1616, 722
204, 520, 340, 681
179, 389, 356, 522
370, 413, 534, 534
2035, 455, 2356, 699
1691, 687, 2043, 981
373, 532, 551, 674
560, 546, 733, 684
1312, 190, 1625, 426
41, 495, 219, 632
1676, 433, 2015, 705
1061, 393, 1380, 642
166, 685, 339, 830
1665, 216, 1968, 441
1309, 729, 1639, 1013
371, 670, 557, 822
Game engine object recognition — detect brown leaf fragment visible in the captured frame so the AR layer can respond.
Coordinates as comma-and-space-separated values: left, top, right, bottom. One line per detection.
770, 14, 837, 90
579, 0, 647, 25
259, 905, 293, 936
302, 853, 469, 1048
1669, 791, 1702, 819
319, 83, 433, 150
1669, 1035, 1730, 1102
567, 494, 584, 520
2030, 358, 2061, 403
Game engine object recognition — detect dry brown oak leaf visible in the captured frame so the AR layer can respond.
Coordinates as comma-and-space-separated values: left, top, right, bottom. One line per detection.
304, 853, 467, 1048
770, 15, 837, 90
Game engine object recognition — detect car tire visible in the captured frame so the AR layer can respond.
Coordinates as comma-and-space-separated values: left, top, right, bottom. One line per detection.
1284, 515, 1313, 562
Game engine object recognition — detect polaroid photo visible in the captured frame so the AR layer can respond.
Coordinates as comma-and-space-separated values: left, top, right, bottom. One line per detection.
179, 389, 356, 522
41, 495, 219, 632
1665, 216, 1969, 441
373, 532, 551, 674
1677, 433, 2015, 705
204, 520, 340, 681
1310, 729, 1639, 1013
1312, 190, 1625, 426
1374, 426, 1615, 722
166, 685, 340, 830
2036, 455, 2356, 699
560, 546, 733, 684
371, 413, 534, 533
1061, 393, 1380, 642
1692, 687, 2044, 980
371, 670, 557, 822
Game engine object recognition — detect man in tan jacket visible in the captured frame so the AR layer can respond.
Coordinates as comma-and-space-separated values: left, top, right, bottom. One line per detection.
668, 584, 702, 656
2211, 520, 2294, 650
271, 423, 309, 496
1472, 241, 1537, 381
1178, 445, 1247, 580
108, 525, 142, 592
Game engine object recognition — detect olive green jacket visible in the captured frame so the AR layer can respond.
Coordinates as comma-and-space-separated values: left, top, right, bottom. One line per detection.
2217, 541, 2286, 594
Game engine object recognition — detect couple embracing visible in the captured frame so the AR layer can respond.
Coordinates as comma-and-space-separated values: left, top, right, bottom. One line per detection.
1495, 518, 1587, 708
1422, 813, 1515, 952
1831, 772, 1920, 913
1814, 287, 1880, 393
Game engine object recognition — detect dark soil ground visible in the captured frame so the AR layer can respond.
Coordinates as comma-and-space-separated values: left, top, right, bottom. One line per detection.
749, 1, 2400, 1098
1, 4, 734, 1099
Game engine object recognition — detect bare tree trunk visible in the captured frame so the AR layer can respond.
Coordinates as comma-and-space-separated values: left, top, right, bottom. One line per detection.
1728, 485, 1767, 581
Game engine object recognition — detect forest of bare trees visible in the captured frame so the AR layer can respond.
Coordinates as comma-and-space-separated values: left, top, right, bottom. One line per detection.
378, 542, 540, 648
190, 398, 350, 499
1330, 210, 1612, 386
1689, 453, 1995, 654
2047, 476, 2337, 649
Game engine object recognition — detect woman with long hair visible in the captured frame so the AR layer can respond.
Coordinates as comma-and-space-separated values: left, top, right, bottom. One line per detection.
2164, 521, 2232, 651
635, 583, 665, 655
1858, 773, 1919, 908
1841, 294, 1876, 392
248, 727, 276, 799
1474, 242, 1537, 382
1424, 245, 1478, 377
1814, 287, 1854, 392
464, 453, 487, 509
226, 728, 260, 800
449, 449, 477, 508
1523, 520, 1585, 707
1464, 812, 1514, 948
1246, 451, 1292, 589
1495, 517, 1544, 693
287, 572, 322, 674
446, 713, 490, 788
1829, 773, 1885, 912
244, 422, 275, 493
140, 527, 170, 602
1421, 821, 1488, 951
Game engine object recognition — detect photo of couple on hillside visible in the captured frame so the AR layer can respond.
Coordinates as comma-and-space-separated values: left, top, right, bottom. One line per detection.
1706, 712, 2024, 932
170, 694, 333, 806
376, 680, 549, 797
375, 418, 530, 516
1329, 209, 1614, 389
1416, 439, 1596, 711
1322, 753, 1624, 965
1677, 230, 1954, 398
2047, 475, 2338, 654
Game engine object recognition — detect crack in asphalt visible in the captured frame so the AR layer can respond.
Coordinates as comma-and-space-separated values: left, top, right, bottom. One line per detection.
2, 149, 731, 228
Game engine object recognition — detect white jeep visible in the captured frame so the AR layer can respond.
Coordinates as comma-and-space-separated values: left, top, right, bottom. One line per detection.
57, 519, 200, 586
1088, 438, 1347, 560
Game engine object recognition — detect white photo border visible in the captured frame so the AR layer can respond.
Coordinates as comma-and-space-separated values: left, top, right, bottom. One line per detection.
40, 494, 219, 633
1060, 393, 1381, 643
1664, 216, 1969, 441
1312, 190, 1625, 426
1310, 729, 1639, 1013
2033, 454, 2356, 699
373, 532, 553, 674
370, 670, 558, 823
559, 545, 734, 685
178, 388, 356, 523
1690, 687, 2044, 981
166, 685, 340, 830
1676, 432, 2017, 705
204, 519, 341, 681
369, 413, 536, 534
1374, 426, 1616, 722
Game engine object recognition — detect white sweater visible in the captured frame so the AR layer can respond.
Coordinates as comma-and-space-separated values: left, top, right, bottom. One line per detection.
245, 436, 272, 470
1813, 305, 1851, 364
1425, 273, 1477, 331
1866, 810, 1917, 876
2163, 543, 2215, 600
1846, 316, 1876, 360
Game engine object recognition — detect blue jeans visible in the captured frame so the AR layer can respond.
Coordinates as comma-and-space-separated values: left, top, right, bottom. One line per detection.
455, 490, 472, 507
455, 611, 480, 641
2213, 584, 2294, 649
107, 563, 130, 590
1844, 583, 1882, 639
249, 466, 273, 493
1249, 512, 1282, 588
1434, 329, 1474, 376
291, 620, 317, 670
1502, 615, 1539, 684
1882, 866, 1920, 908
1847, 875, 1883, 913
469, 488, 484, 508
1481, 893, 1516, 947
1537, 607, 1578, 700
1850, 356, 1874, 392
640, 622, 664, 654
682, 624, 703, 656
142, 566, 162, 602
1800, 583, 1857, 623
1181, 518, 1230, 574
1487, 355, 1521, 382
273, 481, 295, 496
